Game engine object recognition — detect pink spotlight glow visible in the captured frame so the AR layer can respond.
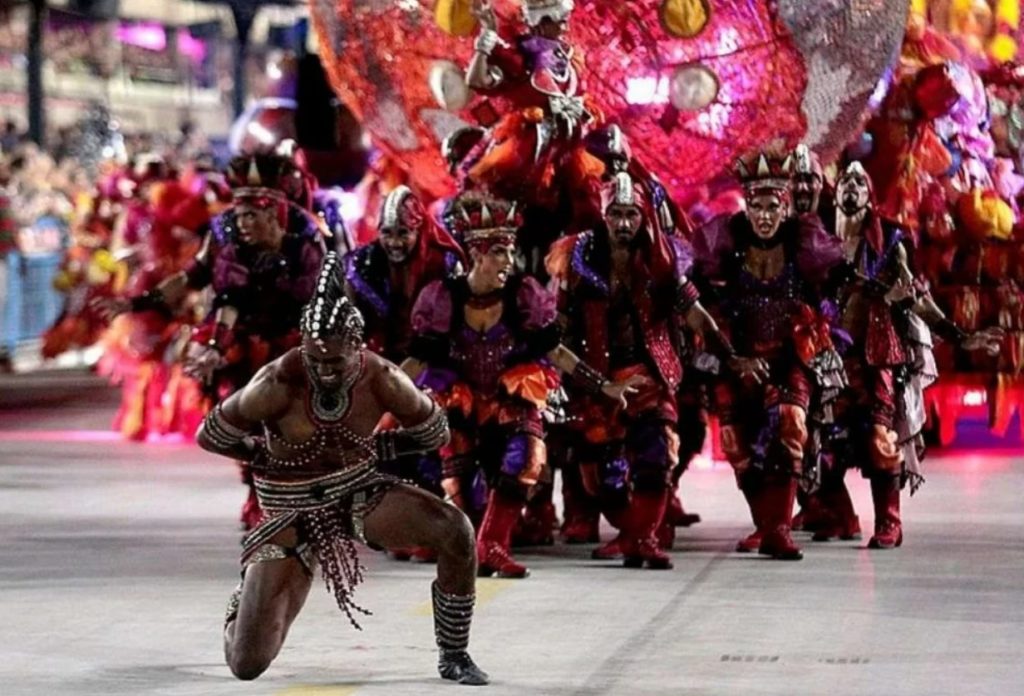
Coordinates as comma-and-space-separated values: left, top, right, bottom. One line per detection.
337, 190, 365, 226
177, 31, 207, 63
117, 23, 168, 52
0, 430, 124, 443
626, 76, 669, 105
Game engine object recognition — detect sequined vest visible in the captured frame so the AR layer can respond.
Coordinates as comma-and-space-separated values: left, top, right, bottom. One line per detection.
566, 231, 683, 389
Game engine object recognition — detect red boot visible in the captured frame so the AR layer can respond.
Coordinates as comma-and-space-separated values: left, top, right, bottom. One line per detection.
561, 485, 600, 544
591, 534, 624, 560
758, 478, 803, 560
735, 484, 763, 553
656, 520, 676, 550
621, 491, 673, 570
812, 478, 862, 542
665, 490, 702, 527
476, 491, 530, 578
868, 475, 902, 549
512, 498, 557, 547
410, 547, 438, 563
563, 514, 600, 544
792, 492, 829, 532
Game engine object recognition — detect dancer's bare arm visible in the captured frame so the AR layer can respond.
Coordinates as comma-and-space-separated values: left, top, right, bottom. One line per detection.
196, 361, 293, 459
373, 361, 450, 461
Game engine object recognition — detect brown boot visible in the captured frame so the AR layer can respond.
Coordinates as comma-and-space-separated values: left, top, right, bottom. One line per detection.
476, 490, 530, 578
868, 475, 902, 549
621, 491, 673, 570
759, 478, 803, 560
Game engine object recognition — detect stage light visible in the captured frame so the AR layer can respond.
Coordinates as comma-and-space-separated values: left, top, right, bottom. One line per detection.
962, 389, 987, 407
625, 76, 669, 105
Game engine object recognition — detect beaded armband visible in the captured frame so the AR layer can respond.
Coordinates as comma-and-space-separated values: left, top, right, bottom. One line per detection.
674, 279, 701, 314
201, 404, 252, 454
571, 361, 607, 395
933, 317, 967, 343
375, 403, 450, 463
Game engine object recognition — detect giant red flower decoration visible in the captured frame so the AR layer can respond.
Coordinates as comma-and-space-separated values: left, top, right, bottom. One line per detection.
310, 0, 909, 200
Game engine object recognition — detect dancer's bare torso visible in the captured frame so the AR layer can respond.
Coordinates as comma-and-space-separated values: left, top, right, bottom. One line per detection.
246, 349, 430, 479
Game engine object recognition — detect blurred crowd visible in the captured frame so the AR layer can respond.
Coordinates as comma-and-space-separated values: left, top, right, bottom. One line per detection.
0, 116, 213, 372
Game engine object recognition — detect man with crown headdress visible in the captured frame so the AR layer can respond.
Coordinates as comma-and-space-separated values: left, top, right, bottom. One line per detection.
196, 253, 489, 685
454, 0, 605, 256
546, 171, 756, 568
819, 161, 1002, 549
692, 147, 847, 561
402, 192, 636, 578
96, 151, 327, 530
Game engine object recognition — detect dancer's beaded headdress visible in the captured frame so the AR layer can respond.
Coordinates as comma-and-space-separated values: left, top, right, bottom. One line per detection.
300, 252, 364, 348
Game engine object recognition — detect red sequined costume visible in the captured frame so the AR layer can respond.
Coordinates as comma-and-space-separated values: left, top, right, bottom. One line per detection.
458, 0, 604, 248
824, 163, 942, 550
547, 171, 697, 569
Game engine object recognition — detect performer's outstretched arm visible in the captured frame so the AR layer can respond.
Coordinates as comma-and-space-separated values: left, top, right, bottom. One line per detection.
546, 343, 638, 408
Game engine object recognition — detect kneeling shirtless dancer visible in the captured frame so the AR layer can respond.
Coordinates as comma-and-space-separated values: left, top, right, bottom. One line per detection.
197, 252, 488, 685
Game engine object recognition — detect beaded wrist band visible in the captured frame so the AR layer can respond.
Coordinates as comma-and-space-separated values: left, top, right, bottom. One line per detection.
933, 317, 967, 343
571, 361, 607, 395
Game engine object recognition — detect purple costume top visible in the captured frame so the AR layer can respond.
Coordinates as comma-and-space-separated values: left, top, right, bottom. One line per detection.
693, 212, 843, 356
409, 275, 560, 398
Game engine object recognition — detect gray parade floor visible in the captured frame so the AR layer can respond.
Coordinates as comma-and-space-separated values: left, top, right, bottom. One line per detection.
1, 370, 1022, 696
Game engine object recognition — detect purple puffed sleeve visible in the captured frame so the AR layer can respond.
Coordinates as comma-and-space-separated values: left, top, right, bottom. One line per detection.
411, 279, 454, 335
795, 213, 844, 285
517, 276, 558, 330
668, 235, 695, 280
691, 213, 734, 282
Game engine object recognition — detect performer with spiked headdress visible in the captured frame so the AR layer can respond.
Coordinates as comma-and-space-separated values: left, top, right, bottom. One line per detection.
691, 147, 847, 561
816, 161, 1003, 550
95, 151, 327, 530
403, 192, 636, 578
197, 252, 488, 685
545, 171, 756, 568
344, 185, 464, 363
